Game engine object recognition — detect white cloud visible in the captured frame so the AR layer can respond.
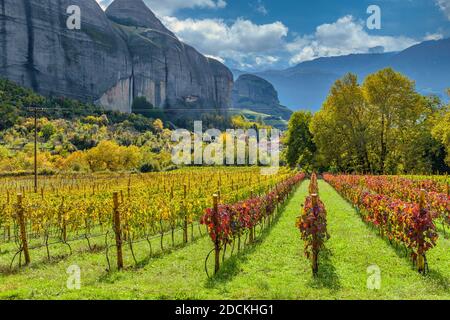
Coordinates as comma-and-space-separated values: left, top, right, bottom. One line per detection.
436, 0, 450, 20
97, 0, 111, 10
95, 0, 226, 15
287, 16, 418, 64
162, 16, 288, 68
94, 1, 423, 70
255, 56, 279, 66
205, 55, 225, 64
424, 32, 444, 41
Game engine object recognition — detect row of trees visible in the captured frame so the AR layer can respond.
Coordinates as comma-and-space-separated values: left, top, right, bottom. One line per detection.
285, 68, 450, 174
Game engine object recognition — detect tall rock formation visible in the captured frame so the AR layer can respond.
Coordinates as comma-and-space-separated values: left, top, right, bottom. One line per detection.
232, 74, 292, 120
0, 0, 233, 113
105, 0, 232, 111
0, 0, 133, 112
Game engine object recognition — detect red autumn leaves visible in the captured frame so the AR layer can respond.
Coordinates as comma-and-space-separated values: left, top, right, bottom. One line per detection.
296, 195, 329, 260
353, 175, 449, 225
324, 174, 439, 260
201, 173, 306, 248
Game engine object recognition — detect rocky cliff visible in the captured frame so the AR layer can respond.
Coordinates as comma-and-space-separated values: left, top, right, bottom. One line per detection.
0, 0, 233, 113
0, 0, 133, 112
232, 74, 292, 120
105, 0, 232, 111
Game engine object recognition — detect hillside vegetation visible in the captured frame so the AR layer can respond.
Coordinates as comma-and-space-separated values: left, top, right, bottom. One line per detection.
0, 79, 174, 174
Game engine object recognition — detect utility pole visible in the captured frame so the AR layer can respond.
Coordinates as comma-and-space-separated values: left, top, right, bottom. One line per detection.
34, 104, 38, 193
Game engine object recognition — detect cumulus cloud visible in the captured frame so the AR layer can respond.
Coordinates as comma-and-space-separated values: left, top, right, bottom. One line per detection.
95, 0, 226, 15
162, 16, 288, 68
94, 1, 423, 70
163, 14, 419, 69
424, 32, 444, 41
436, 0, 450, 20
286, 16, 418, 64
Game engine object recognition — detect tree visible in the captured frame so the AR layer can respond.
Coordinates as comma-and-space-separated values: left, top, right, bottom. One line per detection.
40, 122, 56, 141
153, 119, 164, 133
363, 68, 425, 173
432, 102, 450, 167
85, 141, 119, 171
311, 73, 371, 173
310, 69, 441, 174
132, 96, 154, 113
118, 145, 142, 171
84, 141, 143, 172
0, 103, 20, 130
58, 151, 89, 172
285, 111, 316, 170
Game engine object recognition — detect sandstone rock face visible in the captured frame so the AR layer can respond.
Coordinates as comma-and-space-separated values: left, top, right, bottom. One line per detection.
0, 0, 133, 112
0, 0, 233, 114
232, 74, 293, 120
106, 0, 233, 111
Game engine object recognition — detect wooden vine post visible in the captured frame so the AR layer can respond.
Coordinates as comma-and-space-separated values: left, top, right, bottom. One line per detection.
309, 173, 318, 195
113, 192, 124, 270
249, 190, 254, 243
60, 196, 67, 242
275, 195, 279, 215
183, 184, 188, 244
6, 190, 10, 241
213, 194, 220, 274
127, 176, 131, 198
311, 194, 319, 276
417, 189, 426, 274
17, 194, 31, 265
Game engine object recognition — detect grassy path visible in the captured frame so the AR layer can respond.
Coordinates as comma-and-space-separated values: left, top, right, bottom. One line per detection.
317, 180, 449, 299
0, 180, 448, 299
212, 180, 450, 299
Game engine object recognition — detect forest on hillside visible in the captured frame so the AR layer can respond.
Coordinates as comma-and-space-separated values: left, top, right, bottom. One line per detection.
0, 79, 271, 174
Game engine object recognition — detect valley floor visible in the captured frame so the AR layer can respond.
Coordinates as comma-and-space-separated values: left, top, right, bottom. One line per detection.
0, 180, 449, 300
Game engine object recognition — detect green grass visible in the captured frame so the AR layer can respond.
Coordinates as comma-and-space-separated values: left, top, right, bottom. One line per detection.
0, 180, 448, 300
315, 180, 449, 299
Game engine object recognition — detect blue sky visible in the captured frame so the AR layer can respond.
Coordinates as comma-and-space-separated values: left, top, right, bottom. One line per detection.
97, 0, 450, 71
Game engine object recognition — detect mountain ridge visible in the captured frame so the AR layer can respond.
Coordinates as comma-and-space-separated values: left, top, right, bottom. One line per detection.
235, 38, 450, 110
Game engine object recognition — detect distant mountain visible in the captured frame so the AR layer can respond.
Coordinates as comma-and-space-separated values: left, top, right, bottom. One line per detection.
232, 74, 293, 121
237, 38, 450, 111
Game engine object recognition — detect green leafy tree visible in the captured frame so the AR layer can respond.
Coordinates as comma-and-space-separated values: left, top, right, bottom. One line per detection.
363, 68, 426, 173
132, 96, 154, 113
311, 73, 371, 173
40, 122, 56, 141
432, 91, 450, 167
285, 111, 316, 170
311, 69, 442, 174
0, 103, 20, 130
